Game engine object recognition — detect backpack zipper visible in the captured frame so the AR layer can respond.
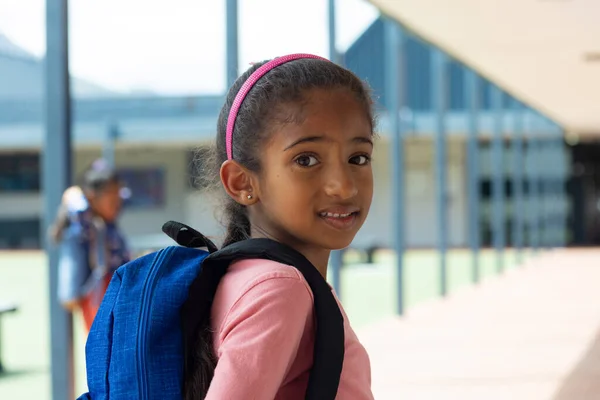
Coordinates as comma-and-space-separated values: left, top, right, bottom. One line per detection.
136, 247, 171, 399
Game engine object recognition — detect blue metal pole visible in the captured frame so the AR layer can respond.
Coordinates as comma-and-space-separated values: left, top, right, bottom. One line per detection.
539, 137, 550, 249
45, 0, 75, 399
491, 85, 505, 272
328, 0, 341, 65
557, 135, 567, 247
511, 100, 525, 264
546, 136, 555, 247
431, 49, 448, 296
551, 137, 562, 247
539, 116, 553, 250
327, 0, 343, 297
226, 0, 239, 89
103, 121, 119, 167
528, 133, 541, 253
552, 127, 563, 248
465, 69, 480, 283
547, 136, 558, 249
384, 18, 406, 315
535, 116, 548, 250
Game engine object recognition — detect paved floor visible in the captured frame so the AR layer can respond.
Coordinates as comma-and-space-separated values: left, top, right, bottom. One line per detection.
2, 249, 598, 399
0, 248, 521, 400
358, 249, 600, 400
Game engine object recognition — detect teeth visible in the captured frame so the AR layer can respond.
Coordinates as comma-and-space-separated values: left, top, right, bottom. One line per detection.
320, 212, 353, 218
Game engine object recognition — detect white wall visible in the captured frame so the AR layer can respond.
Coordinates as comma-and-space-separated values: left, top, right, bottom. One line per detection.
183, 191, 226, 244
354, 138, 468, 249
0, 193, 43, 220
0, 193, 42, 219
0, 139, 471, 249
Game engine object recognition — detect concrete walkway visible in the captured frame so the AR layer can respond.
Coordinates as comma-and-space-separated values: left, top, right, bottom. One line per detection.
358, 249, 600, 400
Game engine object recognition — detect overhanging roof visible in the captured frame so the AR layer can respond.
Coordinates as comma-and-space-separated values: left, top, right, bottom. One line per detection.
369, 0, 600, 135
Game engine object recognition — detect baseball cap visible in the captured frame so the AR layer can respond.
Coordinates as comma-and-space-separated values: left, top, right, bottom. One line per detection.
82, 159, 131, 200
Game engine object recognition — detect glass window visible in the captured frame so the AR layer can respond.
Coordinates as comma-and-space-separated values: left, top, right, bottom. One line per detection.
0, 218, 40, 249
0, 153, 40, 192
117, 167, 165, 209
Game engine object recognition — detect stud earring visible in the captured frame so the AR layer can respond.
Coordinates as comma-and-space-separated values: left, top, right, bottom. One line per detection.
247, 194, 253, 200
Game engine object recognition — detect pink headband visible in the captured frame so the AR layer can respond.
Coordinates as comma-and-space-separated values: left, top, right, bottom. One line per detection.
226, 53, 329, 160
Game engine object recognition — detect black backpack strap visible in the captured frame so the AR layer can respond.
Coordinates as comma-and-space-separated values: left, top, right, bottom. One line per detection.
162, 221, 219, 253
183, 238, 344, 400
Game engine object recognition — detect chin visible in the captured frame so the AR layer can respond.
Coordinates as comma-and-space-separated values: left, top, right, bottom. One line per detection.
319, 235, 356, 251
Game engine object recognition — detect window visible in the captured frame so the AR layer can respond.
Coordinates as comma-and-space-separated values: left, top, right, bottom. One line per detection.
0, 218, 40, 249
0, 153, 40, 192
117, 167, 165, 209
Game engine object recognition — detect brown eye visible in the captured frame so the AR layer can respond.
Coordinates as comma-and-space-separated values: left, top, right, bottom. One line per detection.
295, 155, 319, 167
350, 155, 370, 165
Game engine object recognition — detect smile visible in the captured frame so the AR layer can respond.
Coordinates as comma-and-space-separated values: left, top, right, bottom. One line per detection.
319, 212, 354, 218
318, 210, 360, 231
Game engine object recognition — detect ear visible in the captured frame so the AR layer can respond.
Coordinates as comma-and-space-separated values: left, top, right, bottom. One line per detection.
219, 160, 257, 205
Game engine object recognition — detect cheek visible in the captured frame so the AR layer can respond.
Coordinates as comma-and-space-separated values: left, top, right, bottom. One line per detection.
359, 168, 374, 200
355, 163, 373, 181
261, 171, 315, 214
95, 197, 107, 212
101, 196, 121, 215
112, 198, 123, 214
365, 169, 374, 191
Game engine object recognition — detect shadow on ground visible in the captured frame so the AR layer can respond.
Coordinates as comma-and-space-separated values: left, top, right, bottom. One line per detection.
552, 324, 600, 400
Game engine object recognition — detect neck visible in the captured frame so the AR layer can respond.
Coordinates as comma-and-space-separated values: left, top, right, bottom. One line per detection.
250, 226, 330, 279
301, 248, 330, 279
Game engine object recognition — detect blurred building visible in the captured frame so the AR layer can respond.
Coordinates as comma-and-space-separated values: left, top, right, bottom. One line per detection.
0, 18, 590, 250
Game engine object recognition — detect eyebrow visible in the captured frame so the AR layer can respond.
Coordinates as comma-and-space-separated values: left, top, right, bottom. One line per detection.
353, 136, 374, 147
284, 135, 373, 151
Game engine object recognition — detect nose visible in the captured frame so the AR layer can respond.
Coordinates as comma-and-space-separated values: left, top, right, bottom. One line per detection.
323, 162, 358, 200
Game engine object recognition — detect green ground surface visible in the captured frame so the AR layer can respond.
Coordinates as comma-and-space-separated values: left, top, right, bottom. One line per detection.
0, 248, 529, 399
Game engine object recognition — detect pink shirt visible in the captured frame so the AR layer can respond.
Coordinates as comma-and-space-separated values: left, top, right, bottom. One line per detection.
206, 258, 374, 399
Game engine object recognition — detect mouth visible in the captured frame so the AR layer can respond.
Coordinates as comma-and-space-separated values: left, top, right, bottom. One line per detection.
318, 209, 360, 231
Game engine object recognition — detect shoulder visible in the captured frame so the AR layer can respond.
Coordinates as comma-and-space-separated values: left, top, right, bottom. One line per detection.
227, 258, 312, 298
213, 259, 314, 331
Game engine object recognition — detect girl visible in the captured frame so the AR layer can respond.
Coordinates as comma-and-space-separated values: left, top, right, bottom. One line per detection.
194, 54, 376, 399
51, 159, 130, 331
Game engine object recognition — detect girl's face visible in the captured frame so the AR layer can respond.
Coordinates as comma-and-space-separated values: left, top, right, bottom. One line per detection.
250, 87, 374, 258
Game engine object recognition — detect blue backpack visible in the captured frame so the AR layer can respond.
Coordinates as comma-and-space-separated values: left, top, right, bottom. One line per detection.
77, 221, 344, 400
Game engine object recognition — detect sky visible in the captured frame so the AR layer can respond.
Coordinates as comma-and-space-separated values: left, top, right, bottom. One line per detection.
0, 0, 379, 95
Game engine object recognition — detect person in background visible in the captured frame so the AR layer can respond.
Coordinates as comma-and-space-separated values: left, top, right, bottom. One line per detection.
50, 159, 131, 332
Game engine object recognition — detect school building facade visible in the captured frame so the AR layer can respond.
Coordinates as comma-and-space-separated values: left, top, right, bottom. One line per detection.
0, 17, 575, 251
